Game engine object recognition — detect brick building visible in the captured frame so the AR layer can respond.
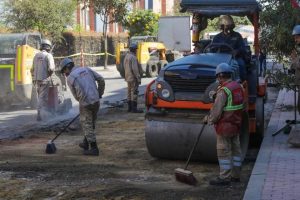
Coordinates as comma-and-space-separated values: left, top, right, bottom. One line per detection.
75, 0, 175, 33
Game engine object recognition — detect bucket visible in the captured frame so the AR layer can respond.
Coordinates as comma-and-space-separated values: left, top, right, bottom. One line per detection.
48, 85, 59, 113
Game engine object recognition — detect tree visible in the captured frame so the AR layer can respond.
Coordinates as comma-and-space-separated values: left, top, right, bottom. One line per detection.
2, 0, 76, 44
122, 10, 160, 37
82, 0, 136, 69
259, 0, 300, 61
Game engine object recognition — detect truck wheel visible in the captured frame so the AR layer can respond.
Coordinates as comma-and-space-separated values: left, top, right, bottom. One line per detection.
146, 64, 158, 77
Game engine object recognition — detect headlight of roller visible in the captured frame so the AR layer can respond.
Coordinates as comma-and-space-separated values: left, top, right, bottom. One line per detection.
155, 80, 174, 102
161, 89, 170, 98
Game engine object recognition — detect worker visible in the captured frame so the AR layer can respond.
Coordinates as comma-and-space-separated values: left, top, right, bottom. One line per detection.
123, 43, 143, 113
290, 25, 300, 114
60, 58, 105, 156
212, 15, 247, 81
31, 39, 55, 121
259, 49, 267, 76
203, 63, 245, 186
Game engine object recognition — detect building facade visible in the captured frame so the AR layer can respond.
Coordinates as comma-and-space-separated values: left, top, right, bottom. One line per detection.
75, 0, 175, 33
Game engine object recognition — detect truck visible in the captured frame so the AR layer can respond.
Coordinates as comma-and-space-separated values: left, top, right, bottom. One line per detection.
144, 0, 266, 162
157, 16, 193, 53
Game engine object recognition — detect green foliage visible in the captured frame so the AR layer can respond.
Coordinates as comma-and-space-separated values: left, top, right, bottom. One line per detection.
2, 0, 76, 43
82, 0, 135, 68
122, 10, 160, 37
205, 16, 251, 32
260, 0, 300, 61
266, 68, 296, 91
173, 0, 190, 16
91, 0, 135, 24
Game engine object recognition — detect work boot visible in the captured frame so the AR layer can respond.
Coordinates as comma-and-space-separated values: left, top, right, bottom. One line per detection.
209, 177, 230, 186
78, 137, 88, 150
131, 101, 143, 113
37, 111, 42, 121
127, 100, 132, 112
83, 142, 99, 156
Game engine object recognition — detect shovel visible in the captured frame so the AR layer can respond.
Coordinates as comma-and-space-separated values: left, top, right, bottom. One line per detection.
45, 114, 80, 154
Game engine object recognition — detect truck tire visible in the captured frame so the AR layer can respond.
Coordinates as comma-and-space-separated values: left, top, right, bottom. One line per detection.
146, 63, 159, 77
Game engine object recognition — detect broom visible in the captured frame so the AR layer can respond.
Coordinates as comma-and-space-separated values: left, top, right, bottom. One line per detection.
174, 123, 206, 185
45, 114, 80, 154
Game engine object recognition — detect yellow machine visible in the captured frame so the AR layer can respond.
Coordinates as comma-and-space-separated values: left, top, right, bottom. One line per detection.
116, 36, 169, 78
0, 33, 41, 109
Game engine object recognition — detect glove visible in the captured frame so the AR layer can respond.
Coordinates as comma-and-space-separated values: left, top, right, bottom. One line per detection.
202, 115, 209, 124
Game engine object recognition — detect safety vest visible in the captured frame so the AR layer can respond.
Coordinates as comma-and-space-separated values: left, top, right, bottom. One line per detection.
215, 81, 244, 136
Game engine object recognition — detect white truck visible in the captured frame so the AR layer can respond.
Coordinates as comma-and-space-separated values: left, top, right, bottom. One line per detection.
158, 16, 193, 54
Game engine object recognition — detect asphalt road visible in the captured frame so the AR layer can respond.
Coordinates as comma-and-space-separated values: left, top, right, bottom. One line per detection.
0, 65, 155, 139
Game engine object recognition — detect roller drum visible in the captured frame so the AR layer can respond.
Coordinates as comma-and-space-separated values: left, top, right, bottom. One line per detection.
145, 112, 249, 162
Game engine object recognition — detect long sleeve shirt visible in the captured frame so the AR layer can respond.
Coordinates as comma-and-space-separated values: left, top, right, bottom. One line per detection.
212, 31, 246, 58
31, 50, 55, 81
124, 52, 141, 83
67, 66, 105, 106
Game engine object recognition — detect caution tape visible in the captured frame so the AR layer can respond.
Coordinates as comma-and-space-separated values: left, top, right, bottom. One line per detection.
54, 52, 116, 59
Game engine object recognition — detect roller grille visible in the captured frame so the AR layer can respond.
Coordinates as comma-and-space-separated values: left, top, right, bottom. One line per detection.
164, 74, 215, 93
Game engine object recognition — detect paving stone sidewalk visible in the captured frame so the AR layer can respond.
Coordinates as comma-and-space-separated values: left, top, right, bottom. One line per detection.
244, 89, 300, 200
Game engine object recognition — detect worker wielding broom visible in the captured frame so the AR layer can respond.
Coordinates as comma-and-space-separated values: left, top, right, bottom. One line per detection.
203, 63, 245, 186
59, 58, 105, 156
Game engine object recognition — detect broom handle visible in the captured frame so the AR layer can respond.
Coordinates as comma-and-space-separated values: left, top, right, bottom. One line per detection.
51, 114, 80, 142
184, 123, 206, 170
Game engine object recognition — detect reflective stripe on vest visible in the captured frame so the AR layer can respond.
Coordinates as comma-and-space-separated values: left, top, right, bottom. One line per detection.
222, 87, 244, 111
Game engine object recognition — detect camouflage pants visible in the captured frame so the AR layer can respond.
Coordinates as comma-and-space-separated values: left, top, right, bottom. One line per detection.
216, 134, 242, 180
79, 101, 100, 143
127, 81, 139, 102
36, 81, 49, 112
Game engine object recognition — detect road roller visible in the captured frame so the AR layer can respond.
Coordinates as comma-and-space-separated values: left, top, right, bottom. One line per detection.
144, 0, 266, 162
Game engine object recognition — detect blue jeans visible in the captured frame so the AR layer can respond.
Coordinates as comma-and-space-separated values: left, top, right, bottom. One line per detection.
236, 58, 246, 81
260, 59, 266, 75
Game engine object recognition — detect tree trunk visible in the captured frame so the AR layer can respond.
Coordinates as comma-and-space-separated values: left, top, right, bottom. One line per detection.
103, 17, 108, 69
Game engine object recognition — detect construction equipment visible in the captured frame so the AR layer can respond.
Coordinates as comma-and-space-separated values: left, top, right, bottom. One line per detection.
0, 33, 41, 109
116, 36, 170, 78
144, 0, 266, 162
0, 33, 71, 112
174, 123, 206, 185
45, 114, 80, 154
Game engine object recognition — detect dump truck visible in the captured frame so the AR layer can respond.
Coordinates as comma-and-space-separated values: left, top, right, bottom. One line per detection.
144, 0, 266, 162
116, 36, 169, 78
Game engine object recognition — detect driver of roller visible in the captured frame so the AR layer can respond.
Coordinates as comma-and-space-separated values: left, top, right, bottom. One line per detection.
203, 63, 245, 186
212, 15, 247, 81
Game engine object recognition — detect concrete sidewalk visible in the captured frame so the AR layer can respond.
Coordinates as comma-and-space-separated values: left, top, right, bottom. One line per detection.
244, 89, 300, 200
